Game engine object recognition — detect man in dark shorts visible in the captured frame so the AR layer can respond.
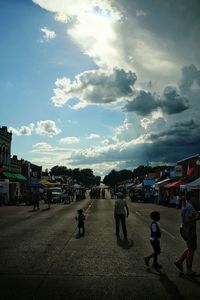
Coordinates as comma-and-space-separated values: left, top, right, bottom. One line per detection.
174, 191, 200, 276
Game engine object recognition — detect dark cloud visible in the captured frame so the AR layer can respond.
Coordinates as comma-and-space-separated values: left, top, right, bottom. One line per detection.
114, 69, 137, 95
119, 0, 200, 64
124, 90, 158, 116
69, 118, 200, 168
148, 120, 198, 143
180, 64, 200, 94
124, 86, 189, 116
145, 120, 200, 163
161, 86, 189, 114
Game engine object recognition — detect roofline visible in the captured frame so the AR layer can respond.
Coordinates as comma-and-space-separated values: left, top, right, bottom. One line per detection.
177, 153, 200, 164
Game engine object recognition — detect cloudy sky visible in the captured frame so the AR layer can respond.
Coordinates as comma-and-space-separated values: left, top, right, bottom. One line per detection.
1, 0, 200, 177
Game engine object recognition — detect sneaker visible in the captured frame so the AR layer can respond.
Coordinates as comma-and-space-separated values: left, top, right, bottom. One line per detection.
152, 263, 162, 269
144, 257, 150, 266
174, 261, 183, 272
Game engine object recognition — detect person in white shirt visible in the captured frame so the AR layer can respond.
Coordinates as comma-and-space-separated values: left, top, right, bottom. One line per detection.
114, 192, 129, 240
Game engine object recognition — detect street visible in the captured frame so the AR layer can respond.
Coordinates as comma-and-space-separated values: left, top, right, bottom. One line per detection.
0, 190, 200, 300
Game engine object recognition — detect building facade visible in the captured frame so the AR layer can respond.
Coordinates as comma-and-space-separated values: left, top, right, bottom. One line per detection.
0, 126, 21, 173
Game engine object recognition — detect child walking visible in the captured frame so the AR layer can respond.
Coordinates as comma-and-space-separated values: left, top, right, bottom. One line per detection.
75, 209, 86, 236
144, 211, 162, 269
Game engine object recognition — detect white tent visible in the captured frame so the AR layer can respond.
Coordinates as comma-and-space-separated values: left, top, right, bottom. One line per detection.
154, 178, 171, 190
74, 183, 81, 189
183, 177, 200, 190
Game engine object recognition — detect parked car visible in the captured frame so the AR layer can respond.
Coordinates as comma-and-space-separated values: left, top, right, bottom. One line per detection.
44, 187, 63, 203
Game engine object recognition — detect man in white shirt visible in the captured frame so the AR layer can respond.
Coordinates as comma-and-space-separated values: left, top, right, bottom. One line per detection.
114, 192, 129, 240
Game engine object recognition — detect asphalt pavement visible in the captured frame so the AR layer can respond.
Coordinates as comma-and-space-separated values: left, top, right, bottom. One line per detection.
0, 191, 200, 299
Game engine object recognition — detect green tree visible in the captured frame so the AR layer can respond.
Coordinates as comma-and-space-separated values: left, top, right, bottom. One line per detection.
50, 166, 68, 176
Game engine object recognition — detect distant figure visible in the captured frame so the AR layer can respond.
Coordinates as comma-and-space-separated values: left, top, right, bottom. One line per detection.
114, 192, 129, 240
63, 189, 69, 204
144, 211, 162, 269
75, 209, 86, 236
46, 189, 52, 209
32, 189, 40, 210
174, 191, 200, 276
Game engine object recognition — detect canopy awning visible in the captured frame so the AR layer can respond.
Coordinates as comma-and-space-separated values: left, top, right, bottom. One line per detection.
3, 172, 27, 181
39, 178, 54, 186
143, 179, 155, 186
181, 177, 200, 190
28, 182, 45, 188
155, 178, 171, 187
164, 180, 186, 188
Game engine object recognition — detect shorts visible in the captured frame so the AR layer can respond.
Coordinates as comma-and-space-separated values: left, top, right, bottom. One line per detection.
150, 239, 161, 255
186, 238, 197, 251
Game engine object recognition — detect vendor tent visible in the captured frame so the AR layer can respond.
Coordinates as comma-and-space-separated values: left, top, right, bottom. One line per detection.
134, 183, 143, 189
3, 171, 27, 181
154, 178, 171, 188
143, 179, 155, 186
164, 180, 186, 188
39, 178, 54, 186
182, 177, 200, 190
28, 182, 45, 188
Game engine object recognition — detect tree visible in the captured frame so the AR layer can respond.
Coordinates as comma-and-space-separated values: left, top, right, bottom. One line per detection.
103, 170, 119, 186
50, 166, 67, 176
133, 165, 152, 177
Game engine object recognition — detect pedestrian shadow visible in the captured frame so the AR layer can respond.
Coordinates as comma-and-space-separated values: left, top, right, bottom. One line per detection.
179, 272, 200, 287
117, 238, 134, 249
28, 209, 37, 213
42, 207, 51, 211
75, 233, 85, 239
146, 268, 184, 300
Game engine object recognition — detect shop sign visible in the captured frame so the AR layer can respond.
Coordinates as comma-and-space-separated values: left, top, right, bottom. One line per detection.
175, 165, 183, 177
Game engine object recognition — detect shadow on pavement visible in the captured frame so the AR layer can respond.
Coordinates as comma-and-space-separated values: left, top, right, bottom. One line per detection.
179, 272, 200, 287
147, 268, 185, 300
117, 238, 134, 249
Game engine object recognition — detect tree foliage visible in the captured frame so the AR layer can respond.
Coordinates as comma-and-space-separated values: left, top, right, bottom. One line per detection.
103, 169, 133, 186
50, 166, 100, 186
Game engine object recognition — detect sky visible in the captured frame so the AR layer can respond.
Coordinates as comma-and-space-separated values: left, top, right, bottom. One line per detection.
1, 0, 200, 177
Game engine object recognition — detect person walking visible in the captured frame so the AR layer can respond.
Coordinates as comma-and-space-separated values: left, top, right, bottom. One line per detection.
114, 192, 129, 240
32, 189, 40, 210
75, 209, 86, 237
174, 191, 200, 276
46, 189, 52, 209
144, 211, 162, 269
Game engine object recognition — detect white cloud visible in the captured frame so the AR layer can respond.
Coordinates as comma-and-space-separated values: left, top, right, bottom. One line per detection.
32, 142, 54, 151
40, 27, 56, 41
8, 123, 34, 136
59, 136, 80, 144
88, 133, 100, 139
51, 68, 137, 108
35, 120, 61, 137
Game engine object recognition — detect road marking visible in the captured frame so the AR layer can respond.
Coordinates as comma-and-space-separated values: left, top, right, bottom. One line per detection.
135, 210, 176, 239
135, 211, 141, 216
162, 228, 176, 239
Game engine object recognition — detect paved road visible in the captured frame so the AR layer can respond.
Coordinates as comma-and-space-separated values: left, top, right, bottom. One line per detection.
0, 191, 200, 299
